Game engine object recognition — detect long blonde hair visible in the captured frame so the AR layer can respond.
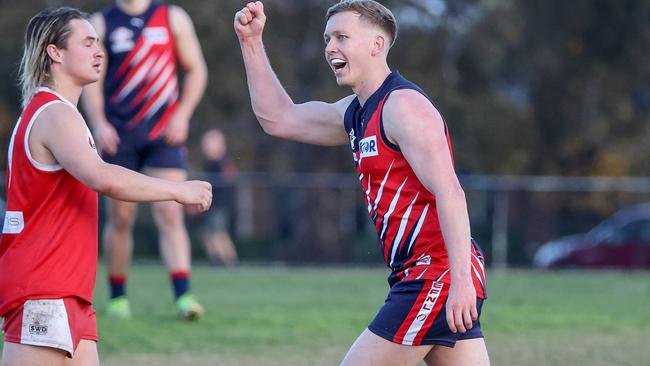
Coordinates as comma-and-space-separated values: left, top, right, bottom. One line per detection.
18, 7, 89, 106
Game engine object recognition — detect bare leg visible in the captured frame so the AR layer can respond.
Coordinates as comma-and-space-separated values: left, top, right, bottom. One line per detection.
340, 328, 433, 366
201, 231, 238, 265
144, 168, 191, 273
64, 340, 99, 366
104, 199, 138, 279
424, 338, 490, 366
2, 342, 66, 366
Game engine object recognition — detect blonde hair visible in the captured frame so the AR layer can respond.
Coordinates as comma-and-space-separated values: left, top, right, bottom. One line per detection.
18, 7, 89, 106
326, 0, 397, 47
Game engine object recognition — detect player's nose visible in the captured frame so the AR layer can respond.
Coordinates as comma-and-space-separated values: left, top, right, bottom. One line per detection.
324, 39, 337, 54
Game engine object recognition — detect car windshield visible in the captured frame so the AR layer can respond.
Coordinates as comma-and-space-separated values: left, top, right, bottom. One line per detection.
587, 207, 650, 244
587, 220, 616, 241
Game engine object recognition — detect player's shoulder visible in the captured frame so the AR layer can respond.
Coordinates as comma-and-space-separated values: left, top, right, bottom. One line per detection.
89, 12, 106, 38
335, 94, 357, 112
168, 4, 192, 24
389, 88, 428, 103
40, 102, 82, 123
383, 89, 443, 134
385, 89, 437, 115
168, 4, 196, 34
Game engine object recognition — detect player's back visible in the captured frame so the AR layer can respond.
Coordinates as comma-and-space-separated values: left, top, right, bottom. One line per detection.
0, 88, 98, 316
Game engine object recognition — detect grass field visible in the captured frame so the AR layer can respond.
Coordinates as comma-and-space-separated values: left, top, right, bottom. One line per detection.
2, 265, 650, 365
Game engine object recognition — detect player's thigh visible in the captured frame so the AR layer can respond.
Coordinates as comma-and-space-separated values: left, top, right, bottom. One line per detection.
65, 340, 99, 366
341, 328, 433, 366
424, 338, 490, 366
2, 342, 66, 366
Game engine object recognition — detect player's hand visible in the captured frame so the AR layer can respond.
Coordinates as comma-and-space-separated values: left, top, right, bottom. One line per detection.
93, 121, 120, 155
234, 1, 267, 41
446, 278, 478, 334
163, 110, 190, 145
177, 180, 212, 213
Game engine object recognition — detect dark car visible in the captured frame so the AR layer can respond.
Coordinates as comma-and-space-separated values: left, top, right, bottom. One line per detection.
533, 203, 650, 269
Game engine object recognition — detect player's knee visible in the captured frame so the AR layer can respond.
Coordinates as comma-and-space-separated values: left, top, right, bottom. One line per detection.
152, 203, 184, 228
107, 202, 137, 231
109, 210, 136, 231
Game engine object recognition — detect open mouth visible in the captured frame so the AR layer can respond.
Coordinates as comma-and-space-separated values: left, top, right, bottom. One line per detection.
331, 58, 347, 71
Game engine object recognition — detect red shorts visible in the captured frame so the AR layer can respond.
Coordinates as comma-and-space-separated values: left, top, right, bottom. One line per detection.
2, 297, 98, 357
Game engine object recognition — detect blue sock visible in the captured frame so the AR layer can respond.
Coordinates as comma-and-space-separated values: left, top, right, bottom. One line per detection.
109, 275, 127, 299
171, 271, 190, 299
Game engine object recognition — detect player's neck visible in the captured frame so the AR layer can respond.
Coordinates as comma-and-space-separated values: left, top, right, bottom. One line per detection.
354, 64, 392, 107
116, 0, 151, 16
44, 79, 81, 106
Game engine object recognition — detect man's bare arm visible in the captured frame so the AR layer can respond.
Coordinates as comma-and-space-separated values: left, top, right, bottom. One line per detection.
31, 104, 212, 210
235, 1, 350, 146
166, 5, 208, 145
383, 90, 477, 334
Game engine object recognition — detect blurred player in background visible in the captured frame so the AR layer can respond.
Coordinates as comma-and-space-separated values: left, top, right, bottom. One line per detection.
82, 0, 208, 320
188, 128, 238, 266
1, 7, 211, 365
234, 1, 490, 365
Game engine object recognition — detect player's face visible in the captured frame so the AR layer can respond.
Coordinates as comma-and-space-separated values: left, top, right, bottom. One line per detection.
324, 11, 377, 87
58, 19, 104, 86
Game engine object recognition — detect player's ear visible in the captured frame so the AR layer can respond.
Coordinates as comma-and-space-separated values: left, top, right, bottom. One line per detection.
371, 34, 386, 56
46, 44, 64, 64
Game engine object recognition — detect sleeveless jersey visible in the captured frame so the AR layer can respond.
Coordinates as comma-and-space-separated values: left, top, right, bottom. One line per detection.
344, 72, 486, 298
0, 88, 99, 316
102, 1, 179, 140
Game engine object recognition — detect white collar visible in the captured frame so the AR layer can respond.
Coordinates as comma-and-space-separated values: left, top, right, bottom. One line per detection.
35, 87, 77, 110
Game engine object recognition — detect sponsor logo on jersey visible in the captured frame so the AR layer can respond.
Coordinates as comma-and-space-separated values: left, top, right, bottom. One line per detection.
348, 129, 356, 149
359, 135, 379, 158
130, 17, 145, 28
3, 211, 24, 234
416, 255, 431, 266
143, 27, 169, 45
110, 27, 135, 53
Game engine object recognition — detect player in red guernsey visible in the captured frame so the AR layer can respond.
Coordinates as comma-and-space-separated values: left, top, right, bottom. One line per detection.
81, 0, 208, 321
1, 8, 211, 365
235, 1, 489, 365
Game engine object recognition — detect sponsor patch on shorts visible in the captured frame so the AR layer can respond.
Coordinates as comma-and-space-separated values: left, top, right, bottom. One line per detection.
21, 299, 73, 355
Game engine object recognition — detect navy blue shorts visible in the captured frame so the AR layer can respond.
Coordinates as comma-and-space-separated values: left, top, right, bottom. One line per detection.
368, 279, 484, 347
102, 129, 187, 171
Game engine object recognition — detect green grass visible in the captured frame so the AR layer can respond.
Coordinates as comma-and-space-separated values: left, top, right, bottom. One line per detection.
3, 266, 650, 365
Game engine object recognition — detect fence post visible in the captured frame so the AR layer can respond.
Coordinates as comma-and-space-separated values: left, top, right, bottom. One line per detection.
236, 178, 254, 237
491, 191, 509, 269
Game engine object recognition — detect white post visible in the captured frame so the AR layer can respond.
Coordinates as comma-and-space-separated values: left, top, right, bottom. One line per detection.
491, 191, 509, 270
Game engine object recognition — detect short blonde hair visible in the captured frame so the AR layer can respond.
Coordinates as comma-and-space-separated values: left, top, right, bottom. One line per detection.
326, 0, 397, 47
19, 7, 89, 106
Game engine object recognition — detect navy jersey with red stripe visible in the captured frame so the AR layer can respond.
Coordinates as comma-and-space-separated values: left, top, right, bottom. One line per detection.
344, 71, 486, 298
102, 1, 179, 140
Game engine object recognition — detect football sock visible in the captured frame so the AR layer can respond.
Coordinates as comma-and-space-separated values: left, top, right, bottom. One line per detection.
109, 275, 127, 299
170, 271, 190, 300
